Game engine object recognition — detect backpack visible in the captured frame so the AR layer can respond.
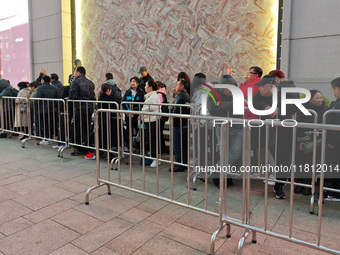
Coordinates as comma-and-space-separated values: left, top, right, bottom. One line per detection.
157, 92, 169, 121
110, 83, 122, 104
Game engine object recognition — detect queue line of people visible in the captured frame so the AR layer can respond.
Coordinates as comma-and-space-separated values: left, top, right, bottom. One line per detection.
1, 63, 340, 201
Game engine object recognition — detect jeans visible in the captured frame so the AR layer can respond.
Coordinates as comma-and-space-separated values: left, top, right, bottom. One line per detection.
173, 126, 188, 167
216, 125, 243, 166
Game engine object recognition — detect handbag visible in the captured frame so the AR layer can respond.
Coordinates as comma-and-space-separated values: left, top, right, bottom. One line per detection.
20, 104, 27, 113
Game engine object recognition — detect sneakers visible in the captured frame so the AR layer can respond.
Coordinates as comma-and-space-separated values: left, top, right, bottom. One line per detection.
84, 152, 96, 160
39, 139, 52, 145
274, 184, 285, 199
325, 195, 340, 201
150, 160, 161, 168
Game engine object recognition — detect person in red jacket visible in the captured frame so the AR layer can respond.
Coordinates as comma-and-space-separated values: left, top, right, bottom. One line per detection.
239, 66, 263, 120
239, 66, 263, 166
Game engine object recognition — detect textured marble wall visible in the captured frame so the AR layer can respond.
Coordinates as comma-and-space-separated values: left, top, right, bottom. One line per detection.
79, 0, 278, 93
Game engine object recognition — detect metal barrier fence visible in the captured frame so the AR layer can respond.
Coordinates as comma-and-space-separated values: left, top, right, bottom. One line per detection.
213, 117, 340, 255
0, 96, 30, 139
58, 99, 120, 158
28, 98, 67, 147
85, 108, 340, 255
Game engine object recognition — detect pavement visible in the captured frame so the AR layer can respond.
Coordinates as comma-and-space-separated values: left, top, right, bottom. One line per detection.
0, 136, 339, 255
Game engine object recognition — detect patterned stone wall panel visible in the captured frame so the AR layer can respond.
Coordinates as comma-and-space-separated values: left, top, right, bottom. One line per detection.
79, 0, 278, 94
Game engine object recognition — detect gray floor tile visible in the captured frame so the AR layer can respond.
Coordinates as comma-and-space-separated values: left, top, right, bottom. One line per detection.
0, 219, 79, 255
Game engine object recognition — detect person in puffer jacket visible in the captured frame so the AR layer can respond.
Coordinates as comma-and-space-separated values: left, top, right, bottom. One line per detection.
122, 77, 145, 152
140, 79, 161, 168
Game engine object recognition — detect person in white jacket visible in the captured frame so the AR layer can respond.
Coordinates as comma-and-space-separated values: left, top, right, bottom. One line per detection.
140, 79, 161, 167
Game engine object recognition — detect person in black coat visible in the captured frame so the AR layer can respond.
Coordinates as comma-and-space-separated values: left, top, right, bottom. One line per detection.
68, 66, 95, 155
84, 83, 121, 159
253, 75, 300, 199
138, 66, 153, 92
122, 77, 145, 152
34, 75, 59, 139
295, 90, 328, 195
0, 79, 18, 136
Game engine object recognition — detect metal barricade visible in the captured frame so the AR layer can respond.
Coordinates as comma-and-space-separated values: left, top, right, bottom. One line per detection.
85, 109, 224, 209
27, 98, 67, 149
115, 102, 194, 171
61, 99, 120, 158
212, 118, 340, 255
0, 96, 30, 142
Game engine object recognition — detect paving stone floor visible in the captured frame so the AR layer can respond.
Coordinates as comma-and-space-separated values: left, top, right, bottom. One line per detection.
0, 137, 339, 255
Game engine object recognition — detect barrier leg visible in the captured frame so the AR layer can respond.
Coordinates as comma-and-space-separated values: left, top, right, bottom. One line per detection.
85, 182, 112, 205
238, 230, 250, 255
111, 157, 118, 170
310, 193, 315, 214
210, 225, 225, 255
252, 230, 257, 244
191, 172, 201, 191
58, 145, 69, 158
226, 223, 231, 238
21, 137, 33, 148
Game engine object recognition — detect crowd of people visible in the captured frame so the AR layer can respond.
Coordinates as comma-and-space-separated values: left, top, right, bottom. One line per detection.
1, 61, 340, 200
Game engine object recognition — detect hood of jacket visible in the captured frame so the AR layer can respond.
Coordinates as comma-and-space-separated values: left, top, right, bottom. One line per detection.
105, 79, 117, 87
0, 79, 10, 92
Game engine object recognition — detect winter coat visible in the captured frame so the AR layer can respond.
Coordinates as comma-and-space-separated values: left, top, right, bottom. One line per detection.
139, 73, 153, 92
240, 77, 261, 119
122, 88, 145, 111
34, 83, 59, 113
68, 75, 95, 112
172, 89, 190, 127
51, 81, 64, 96
103, 80, 122, 104
253, 80, 299, 120
296, 101, 328, 137
0, 79, 18, 113
98, 92, 120, 110
141, 91, 160, 122
0, 79, 18, 99
14, 87, 31, 127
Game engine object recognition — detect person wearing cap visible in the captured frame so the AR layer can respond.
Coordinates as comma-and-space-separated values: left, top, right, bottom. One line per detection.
253, 74, 300, 199
324, 77, 340, 199
138, 66, 153, 92
208, 74, 243, 188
